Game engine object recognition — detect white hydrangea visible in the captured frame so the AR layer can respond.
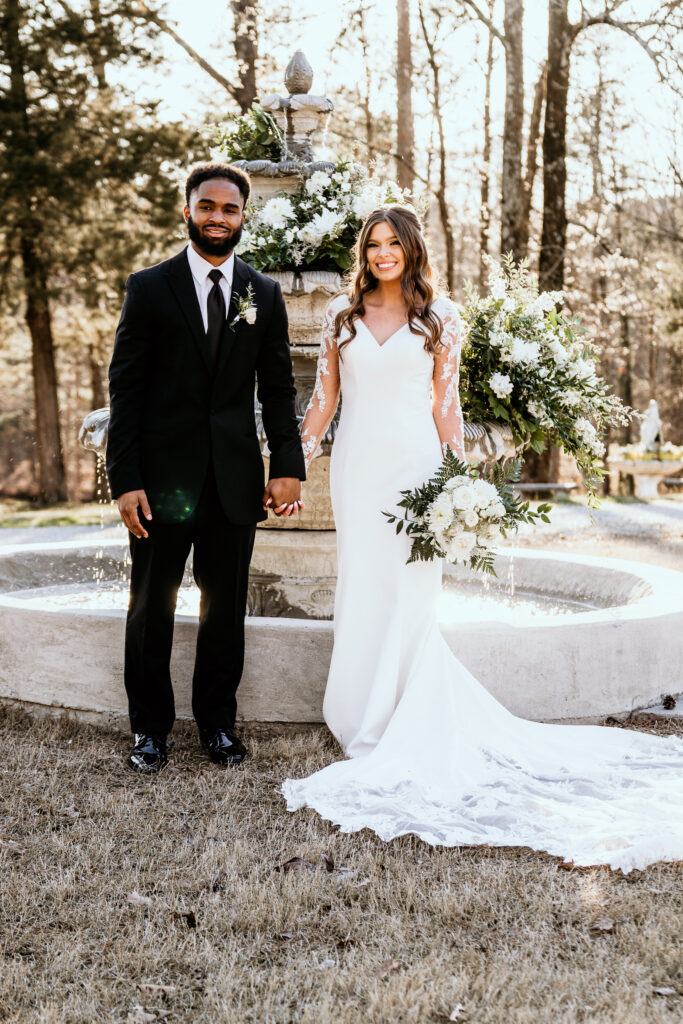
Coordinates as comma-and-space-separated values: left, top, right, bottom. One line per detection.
574, 417, 605, 457
490, 372, 513, 399
305, 170, 332, 194
490, 277, 507, 301
259, 196, 295, 229
574, 358, 598, 383
547, 339, 568, 365
561, 389, 583, 411
505, 338, 541, 367
351, 187, 383, 221
300, 209, 342, 246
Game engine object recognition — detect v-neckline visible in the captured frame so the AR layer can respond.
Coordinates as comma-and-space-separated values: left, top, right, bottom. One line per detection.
358, 318, 409, 349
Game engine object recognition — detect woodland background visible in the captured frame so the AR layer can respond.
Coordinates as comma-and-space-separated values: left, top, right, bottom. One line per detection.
1, 0, 682, 504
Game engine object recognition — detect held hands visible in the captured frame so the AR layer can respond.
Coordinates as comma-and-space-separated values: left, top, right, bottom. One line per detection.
263, 477, 304, 517
117, 489, 152, 539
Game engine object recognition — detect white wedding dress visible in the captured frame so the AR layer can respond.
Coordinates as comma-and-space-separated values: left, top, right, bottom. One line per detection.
281, 294, 683, 872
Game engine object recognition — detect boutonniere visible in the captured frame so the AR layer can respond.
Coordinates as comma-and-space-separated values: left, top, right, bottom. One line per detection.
230, 283, 258, 329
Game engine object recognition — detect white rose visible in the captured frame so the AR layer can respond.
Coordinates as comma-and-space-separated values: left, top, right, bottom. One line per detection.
452, 486, 476, 511
245, 306, 257, 325
489, 372, 513, 400
464, 510, 479, 528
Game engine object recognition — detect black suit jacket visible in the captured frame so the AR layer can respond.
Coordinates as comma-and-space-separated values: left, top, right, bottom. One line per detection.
107, 249, 305, 525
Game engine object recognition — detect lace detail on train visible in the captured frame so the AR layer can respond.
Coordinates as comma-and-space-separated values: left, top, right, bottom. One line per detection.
283, 294, 683, 872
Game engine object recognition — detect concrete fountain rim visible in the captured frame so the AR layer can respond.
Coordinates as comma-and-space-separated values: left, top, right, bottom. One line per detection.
1, 537, 682, 631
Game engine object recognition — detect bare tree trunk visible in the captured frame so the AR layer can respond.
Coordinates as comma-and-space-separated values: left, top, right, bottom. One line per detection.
5, 0, 67, 503
418, 3, 455, 291
22, 236, 67, 503
479, 2, 494, 289
518, 62, 546, 258
359, 6, 373, 155
539, 0, 572, 292
395, 0, 415, 192
500, 0, 524, 257
231, 0, 258, 112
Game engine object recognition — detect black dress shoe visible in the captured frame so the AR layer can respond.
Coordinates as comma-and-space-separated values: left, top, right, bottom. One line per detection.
200, 727, 248, 765
127, 733, 168, 774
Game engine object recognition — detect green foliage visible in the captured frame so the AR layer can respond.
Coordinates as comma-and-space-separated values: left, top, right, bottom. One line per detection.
215, 103, 284, 163
0, 1, 210, 310
460, 256, 632, 505
382, 448, 551, 576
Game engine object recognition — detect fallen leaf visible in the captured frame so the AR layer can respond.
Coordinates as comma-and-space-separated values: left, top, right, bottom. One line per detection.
62, 804, 80, 818
127, 891, 152, 907
450, 1006, 466, 1022
653, 987, 677, 996
171, 911, 196, 929
557, 861, 595, 872
276, 857, 314, 873
136, 984, 176, 999
662, 694, 677, 710
374, 958, 401, 979
322, 853, 334, 873
589, 914, 615, 936
0, 839, 27, 856
129, 1007, 156, 1023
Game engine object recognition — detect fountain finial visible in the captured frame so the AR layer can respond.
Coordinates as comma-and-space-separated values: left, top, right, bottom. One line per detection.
284, 50, 313, 95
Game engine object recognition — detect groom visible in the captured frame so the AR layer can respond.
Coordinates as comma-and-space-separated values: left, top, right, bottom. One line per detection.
107, 162, 306, 773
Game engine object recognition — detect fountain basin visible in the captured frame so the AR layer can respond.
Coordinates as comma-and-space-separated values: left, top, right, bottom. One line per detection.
1, 537, 682, 728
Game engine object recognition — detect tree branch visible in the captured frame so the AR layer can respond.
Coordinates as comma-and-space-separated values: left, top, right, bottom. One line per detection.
459, 0, 507, 48
135, 1, 237, 98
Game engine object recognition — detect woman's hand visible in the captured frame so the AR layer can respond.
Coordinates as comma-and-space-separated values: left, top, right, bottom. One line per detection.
263, 477, 304, 517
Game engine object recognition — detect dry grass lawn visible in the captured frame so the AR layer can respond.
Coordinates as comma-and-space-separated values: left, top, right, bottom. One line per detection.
1, 706, 681, 1024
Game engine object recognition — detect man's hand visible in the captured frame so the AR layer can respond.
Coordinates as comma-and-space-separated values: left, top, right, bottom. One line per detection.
263, 477, 303, 517
117, 489, 152, 538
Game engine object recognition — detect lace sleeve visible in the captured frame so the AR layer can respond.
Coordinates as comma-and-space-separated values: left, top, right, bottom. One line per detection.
300, 300, 342, 468
432, 301, 466, 461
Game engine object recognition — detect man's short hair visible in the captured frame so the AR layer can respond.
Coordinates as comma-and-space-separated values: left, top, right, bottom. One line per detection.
185, 163, 251, 207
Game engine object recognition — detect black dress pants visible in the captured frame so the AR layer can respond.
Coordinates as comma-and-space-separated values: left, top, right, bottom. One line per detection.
124, 469, 256, 736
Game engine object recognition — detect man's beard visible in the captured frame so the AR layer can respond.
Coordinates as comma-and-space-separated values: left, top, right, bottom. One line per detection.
187, 216, 243, 257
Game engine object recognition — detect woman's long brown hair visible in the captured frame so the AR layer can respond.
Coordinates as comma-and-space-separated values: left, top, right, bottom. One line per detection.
335, 205, 443, 358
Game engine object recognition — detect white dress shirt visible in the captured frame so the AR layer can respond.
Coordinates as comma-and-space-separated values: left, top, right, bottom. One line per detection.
186, 243, 234, 331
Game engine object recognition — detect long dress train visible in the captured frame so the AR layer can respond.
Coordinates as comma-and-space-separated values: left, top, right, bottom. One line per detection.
281, 294, 683, 873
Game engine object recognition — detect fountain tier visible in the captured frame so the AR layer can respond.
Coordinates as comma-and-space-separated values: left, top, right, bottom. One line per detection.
2, 538, 681, 727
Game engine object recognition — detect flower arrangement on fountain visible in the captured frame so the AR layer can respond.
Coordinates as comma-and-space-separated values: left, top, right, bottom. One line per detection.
235, 161, 407, 273
383, 449, 551, 575
460, 256, 631, 502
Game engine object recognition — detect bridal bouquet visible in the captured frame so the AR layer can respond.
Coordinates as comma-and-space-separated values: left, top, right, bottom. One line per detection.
383, 449, 550, 575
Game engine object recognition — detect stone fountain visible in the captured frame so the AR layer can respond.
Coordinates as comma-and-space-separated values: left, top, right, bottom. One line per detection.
7, 55, 681, 731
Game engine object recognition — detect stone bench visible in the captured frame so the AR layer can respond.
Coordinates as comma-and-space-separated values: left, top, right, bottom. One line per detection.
513, 482, 578, 496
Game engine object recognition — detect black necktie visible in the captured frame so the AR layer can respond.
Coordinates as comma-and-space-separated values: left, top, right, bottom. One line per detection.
207, 268, 226, 362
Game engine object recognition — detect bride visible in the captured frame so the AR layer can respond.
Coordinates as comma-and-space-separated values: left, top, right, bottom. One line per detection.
281, 205, 683, 872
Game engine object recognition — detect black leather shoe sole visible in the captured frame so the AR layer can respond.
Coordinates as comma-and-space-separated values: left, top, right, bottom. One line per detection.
206, 747, 247, 766
126, 751, 168, 774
